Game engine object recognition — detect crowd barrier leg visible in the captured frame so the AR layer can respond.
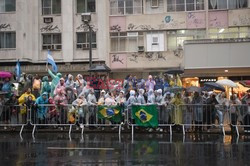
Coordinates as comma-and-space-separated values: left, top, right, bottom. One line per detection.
32, 125, 36, 137
81, 125, 85, 135
236, 126, 239, 137
182, 125, 185, 136
170, 125, 172, 135
222, 125, 225, 136
132, 125, 134, 141
69, 125, 72, 137
19, 124, 25, 136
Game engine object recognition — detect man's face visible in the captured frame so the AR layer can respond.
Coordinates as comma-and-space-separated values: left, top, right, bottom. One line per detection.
42, 95, 46, 100
60, 80, 64, 85
27, 88, 31, 93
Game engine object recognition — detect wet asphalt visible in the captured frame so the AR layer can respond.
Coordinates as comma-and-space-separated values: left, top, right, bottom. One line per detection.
0, 132, 250, 166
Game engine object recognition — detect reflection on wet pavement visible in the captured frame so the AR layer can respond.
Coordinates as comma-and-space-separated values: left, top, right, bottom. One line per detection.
1, 133, 250, 165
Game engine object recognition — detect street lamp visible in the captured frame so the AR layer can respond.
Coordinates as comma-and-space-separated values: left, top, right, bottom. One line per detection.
81, 13, 92, 68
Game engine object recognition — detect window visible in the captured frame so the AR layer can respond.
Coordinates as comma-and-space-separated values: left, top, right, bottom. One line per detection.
209, 0, 248, 10
145, 0, 164, 14
110, 32, 144, 52
0, 32, 16, 49
167, 30, 205, 50
146, 31, 164, 52
110, 0, 143, 15
42, 0, 61, 15
42, 33, 61, 50
208, 27, 250, 39
76, 32, 97, 49
167, 0, 204, 12
0, 0, 16, 12
77, 0, 95, 13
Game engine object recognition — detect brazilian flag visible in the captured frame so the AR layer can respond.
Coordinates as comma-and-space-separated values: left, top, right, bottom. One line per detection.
132, 105, 158, 127
98, 105, 123, 123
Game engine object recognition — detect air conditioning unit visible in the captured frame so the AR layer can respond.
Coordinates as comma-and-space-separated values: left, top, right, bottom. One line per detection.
138, 46, 144, 52
151, 0, 159, 8
127, 32, 138, 37
152, 36, 159, 45
43, 17, 53, 23
81, 13, 91, 23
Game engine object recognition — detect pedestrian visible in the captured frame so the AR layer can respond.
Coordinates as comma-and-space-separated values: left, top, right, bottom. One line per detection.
65, 74, 75, 89
32, 74, 41, 98
183, 92, 192, 132
5, 94, 19, 130
87, 88, 97, 128
170, 93, 184, 131
41, 76, 51, 96
75, 74, 86, 96
137, 89, 146, 105
145, 75, 155, 92
147, 89, 155, 104
192, 92, 204, 132
48, 68, 62, 97
54, 88, 68, 128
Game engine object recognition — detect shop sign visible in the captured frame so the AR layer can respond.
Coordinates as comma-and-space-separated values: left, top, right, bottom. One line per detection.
199, 77, 217, 83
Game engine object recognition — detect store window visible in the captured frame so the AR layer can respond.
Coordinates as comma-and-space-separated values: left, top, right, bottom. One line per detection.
110, 0, 143, 15
208, 27, 250, 39
110, 32, 144, 52
0, 32, 16, 49
42, 33, 62, 50
77, 0, 95, 13
146, 31, 164, 52
167, 0, 204, 12
76, 32, 97, 49
167, 30, 206, 50
0, 0, 16, 12
42, 0, 61, 15
209, 0, 248, 10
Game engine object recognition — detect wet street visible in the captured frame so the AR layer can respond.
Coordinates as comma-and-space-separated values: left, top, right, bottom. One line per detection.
1, 132, 250, 166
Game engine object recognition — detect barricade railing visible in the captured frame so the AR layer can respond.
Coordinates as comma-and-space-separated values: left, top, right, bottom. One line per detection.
0, 105, 28, 135
126, 104, 176, 140
30, 104, 76, 137
179, 104, 231, 135
229, 104, 250, 136
78, 104, 124, 138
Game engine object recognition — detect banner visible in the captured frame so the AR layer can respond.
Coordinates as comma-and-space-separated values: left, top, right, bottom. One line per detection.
132, 105, 158, 127
98, 105, 123, 123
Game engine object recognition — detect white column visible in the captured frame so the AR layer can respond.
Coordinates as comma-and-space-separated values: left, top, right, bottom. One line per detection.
62, 0, 74, 62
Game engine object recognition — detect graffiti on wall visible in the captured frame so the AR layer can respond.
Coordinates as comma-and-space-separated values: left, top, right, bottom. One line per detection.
128, 52, 167, 63
187, 12, 206, 29
209, 11, 228, 28
112, 54, 124, 64
110, 25, 121, 32
0, 24, 11, 31
40, 25, 60, 32
229, 10, 250, 26
76, 24, 98, 32
128, 23, 154, 31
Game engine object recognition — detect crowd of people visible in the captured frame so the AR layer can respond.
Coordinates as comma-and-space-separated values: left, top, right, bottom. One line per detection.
0, 70, 250, 133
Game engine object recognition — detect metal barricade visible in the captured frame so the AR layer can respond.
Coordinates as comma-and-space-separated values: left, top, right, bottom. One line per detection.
229, 104, 250, 136
179, 104, 230, 135
0, 105, 28, 136
30, 104, 76, 138
78, 105, 124, 138
127, 104, 176, 140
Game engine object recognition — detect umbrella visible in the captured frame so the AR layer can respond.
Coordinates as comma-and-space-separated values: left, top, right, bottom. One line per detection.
0, 71, 12, 78
204, 82, 225, 92
186, 86, 201, 93
239, 80, 250, 88
216, 79, 238, 88
165, 69, 184, 75
88, 64, 111, 72
166, 86, 184, 93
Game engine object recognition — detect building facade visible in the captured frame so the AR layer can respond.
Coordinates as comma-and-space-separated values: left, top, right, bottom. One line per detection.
0, 0, 250, 78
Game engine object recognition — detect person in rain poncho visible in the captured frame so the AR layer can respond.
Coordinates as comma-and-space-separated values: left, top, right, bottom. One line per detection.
137, 89, 146, 105
170, 93, 184, 126
72, 95, 87, 126
105, 92, 117, 106
78, 81, 91, 98
54, 88, 68, 126
229, 95, 242, 133
161, 92, 173, 125
18, 88, 36, 122
41, 76, 51, 95
75, 74, 86, 96
155, 89, 163, 105
191, 92, 204, 132
126, 90, 137, 107
2, 77, 13, 98
48, 69, 62, 97
215, 92, 229, 126
54, 78, 66, 96
87, 88, 97, 126
183, 92, 192, 132
35, 92, 49, 123
32, 75, 41, 98
65, 87, 77, 104
97, 90, 106, 105
65, 74, 75, 89
116, 90, 126, 106
147, 89, 155, 104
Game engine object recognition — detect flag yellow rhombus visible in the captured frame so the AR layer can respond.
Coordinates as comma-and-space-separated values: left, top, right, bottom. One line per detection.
100, 108, 119, 118
100, 108, 108, 117
135, 109, 153, 123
